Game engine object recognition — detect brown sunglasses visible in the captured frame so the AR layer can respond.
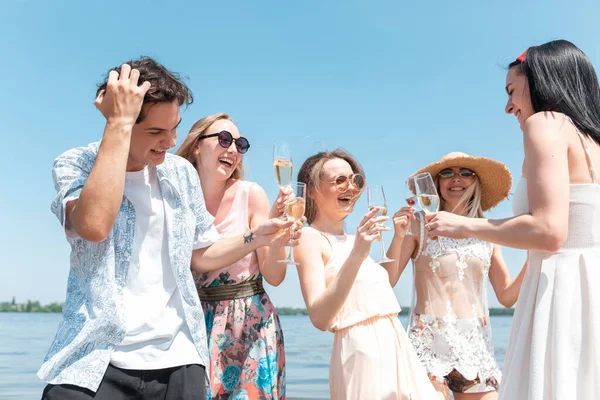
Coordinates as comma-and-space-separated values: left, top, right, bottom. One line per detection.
330, 174, 365, 192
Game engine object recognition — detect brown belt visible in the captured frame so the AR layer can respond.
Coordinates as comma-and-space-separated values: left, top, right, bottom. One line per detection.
197, 279, 265, 302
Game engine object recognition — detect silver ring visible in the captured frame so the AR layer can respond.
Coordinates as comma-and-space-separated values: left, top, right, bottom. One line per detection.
426, 223, 432, 231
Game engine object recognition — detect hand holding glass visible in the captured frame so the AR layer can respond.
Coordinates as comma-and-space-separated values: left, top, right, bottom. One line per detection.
278, 182, 306, 265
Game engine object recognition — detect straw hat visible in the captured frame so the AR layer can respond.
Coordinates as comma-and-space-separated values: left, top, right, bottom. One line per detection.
409, 152, 512, 211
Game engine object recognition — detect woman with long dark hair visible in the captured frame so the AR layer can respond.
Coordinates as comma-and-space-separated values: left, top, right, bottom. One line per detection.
424, 40, 600, 399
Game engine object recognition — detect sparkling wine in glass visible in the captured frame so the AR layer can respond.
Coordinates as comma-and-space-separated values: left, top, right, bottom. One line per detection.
278, 182, 306, 265
404, 181, 416, 236
273, 142, 293, 188
366, 185, 394, 263
412, 172, 443, 248
418, 194, 440, 214
413, 173, 440, 214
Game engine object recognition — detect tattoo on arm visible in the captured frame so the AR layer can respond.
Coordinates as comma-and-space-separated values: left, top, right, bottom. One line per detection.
243, 232, 254, 244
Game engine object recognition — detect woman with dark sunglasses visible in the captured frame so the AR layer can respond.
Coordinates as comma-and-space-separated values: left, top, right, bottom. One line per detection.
293, 149, 440, 400
177, 113, 302, 399
424, 40, 600, 400
385, 152, 525, 400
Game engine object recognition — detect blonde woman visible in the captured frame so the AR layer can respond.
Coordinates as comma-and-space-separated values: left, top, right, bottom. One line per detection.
386, 152, 526, 400
177, 113, 302, 399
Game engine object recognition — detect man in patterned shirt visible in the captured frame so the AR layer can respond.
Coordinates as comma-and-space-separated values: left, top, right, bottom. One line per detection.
38, 57, 301, 399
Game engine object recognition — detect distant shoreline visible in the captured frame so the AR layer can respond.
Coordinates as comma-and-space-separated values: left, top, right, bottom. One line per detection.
1, 301, 515, 316
1, 300, 62, 313
276, 306, 514, 316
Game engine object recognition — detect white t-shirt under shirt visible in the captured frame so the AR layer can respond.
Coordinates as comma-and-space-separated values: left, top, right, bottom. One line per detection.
108, 165, 217, 370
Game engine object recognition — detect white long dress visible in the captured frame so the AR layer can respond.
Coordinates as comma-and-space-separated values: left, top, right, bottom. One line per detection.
499, 127, 600, 400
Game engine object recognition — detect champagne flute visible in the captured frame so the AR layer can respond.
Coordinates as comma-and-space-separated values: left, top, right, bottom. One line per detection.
273, 142, 293, 189
366, 185, 394, 263
412, 172, 443, 248
404, 181, 416, 236
278, 182, 307, 265
413, 173, 440, 214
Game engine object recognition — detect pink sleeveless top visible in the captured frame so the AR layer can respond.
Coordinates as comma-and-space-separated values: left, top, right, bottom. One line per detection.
195, 180, 260, 287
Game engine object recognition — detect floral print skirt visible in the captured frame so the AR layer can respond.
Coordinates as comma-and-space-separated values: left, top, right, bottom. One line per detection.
202, 292, 285, 400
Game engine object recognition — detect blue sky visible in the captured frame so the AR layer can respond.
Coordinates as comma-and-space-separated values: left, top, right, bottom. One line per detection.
1, 1, 599, 308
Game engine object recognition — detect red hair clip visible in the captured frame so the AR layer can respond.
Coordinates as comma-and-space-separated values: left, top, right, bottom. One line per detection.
516, 49, 528, 63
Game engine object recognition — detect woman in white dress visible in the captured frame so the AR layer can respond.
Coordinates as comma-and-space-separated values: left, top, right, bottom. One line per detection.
387, 152, 526, 400
424, 39, 600, 399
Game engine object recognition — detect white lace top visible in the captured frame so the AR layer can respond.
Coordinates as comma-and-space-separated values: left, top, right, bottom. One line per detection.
406, 214, 501, 383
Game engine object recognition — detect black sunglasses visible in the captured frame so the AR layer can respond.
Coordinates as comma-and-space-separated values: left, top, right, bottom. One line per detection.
438, 169, 476, 179
198, 130, 250, 154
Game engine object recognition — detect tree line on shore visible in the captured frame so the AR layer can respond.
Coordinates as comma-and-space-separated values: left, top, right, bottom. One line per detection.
1, 299, 515, 316
1, 298, 63, 313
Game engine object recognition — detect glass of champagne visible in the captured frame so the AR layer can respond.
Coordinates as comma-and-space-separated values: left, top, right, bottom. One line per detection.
278, 182, 307, 265
366, 185, 394, 263
404, 181, 416, 236
413, 172, 440, 214
273, 142, 293, 189
412, 172, 444, 248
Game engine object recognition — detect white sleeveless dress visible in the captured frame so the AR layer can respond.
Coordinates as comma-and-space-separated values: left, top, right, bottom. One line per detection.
499, 125, 600, 400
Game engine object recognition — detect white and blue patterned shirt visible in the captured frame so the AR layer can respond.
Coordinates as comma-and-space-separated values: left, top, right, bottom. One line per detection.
37, 141, 218, 391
